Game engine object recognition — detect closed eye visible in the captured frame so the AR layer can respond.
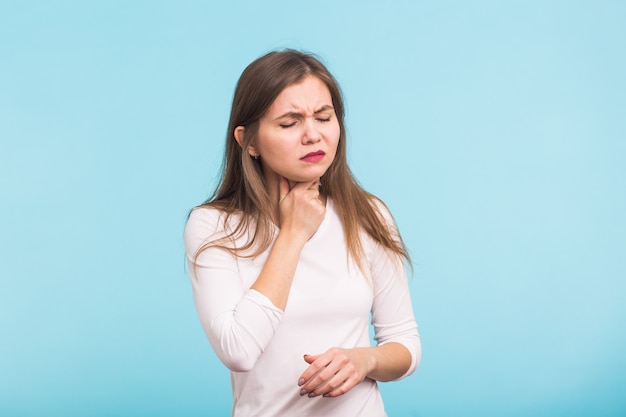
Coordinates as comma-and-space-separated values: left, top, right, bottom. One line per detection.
280, 122, 296, 128
317, 117, 331, 122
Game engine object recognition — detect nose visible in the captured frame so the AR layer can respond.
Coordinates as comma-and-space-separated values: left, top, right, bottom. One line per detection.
302, 119, 322, 144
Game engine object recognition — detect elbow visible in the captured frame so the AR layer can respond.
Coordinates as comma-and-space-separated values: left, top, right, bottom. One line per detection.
199, 295, 283, 373
386, 335, 421, 381
208, 328, 264, 372
405, 335, 422, 377
219, 352, 259, 372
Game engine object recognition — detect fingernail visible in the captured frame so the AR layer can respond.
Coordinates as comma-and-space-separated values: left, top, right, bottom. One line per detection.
300, 389, 306, 396
308, 392, 316, 398
298, 378, 305, 386
323, 394, 330, 398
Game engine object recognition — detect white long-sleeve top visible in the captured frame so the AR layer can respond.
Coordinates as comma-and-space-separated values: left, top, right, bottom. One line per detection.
184, 198, 421, 417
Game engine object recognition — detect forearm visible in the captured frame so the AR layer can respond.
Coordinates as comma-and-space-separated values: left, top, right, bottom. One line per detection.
364, 342, 413, 382
250, 230, 307, 310
298, 342, 414, 397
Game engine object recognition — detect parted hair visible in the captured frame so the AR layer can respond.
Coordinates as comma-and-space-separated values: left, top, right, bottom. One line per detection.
195, 49, 410, 270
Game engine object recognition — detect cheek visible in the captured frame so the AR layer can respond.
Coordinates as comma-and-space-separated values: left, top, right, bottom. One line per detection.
257, 130, 287, 152
329, 125, 341, 151
261, 136, 295, 159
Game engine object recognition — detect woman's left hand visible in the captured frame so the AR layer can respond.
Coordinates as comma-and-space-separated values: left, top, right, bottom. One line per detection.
297, 347, 376, 398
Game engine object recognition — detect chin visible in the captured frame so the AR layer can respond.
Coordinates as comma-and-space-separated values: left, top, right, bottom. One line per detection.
292, 172, 328, 183
286, 177, 316, 184
282, 168, 328, 183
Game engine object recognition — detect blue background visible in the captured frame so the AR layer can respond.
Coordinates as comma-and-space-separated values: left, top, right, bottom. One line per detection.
1, 1, 624, 416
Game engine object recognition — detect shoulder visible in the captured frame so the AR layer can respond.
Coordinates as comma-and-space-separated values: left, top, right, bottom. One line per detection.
360, 195, 403, 256
184, 205, 235, 255
186, 205, 227, 234
367, 195, 397, 229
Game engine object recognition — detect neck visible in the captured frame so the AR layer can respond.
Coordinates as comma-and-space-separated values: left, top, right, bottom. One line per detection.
265, 176, 326, 225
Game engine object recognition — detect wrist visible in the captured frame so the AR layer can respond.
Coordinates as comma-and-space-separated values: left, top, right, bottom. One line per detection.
351, 347, 378, 380
366, 348, 379, 378
276, 227, 309, 247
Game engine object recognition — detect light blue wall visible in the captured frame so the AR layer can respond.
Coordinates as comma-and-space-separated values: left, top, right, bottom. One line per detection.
1, 1, 624, 416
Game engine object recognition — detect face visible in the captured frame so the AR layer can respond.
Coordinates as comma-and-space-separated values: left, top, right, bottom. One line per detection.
244, 76, 340, 188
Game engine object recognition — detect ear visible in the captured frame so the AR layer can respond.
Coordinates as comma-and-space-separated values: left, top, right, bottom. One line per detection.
233, 126, 246, 148
234, 126, 259, 158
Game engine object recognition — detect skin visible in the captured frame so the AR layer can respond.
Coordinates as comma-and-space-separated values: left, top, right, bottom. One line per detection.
236, 75, 340, 202
234, 75, 412, 399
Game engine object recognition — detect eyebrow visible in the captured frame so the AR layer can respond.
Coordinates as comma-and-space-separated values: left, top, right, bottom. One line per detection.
273, 105, 334, 121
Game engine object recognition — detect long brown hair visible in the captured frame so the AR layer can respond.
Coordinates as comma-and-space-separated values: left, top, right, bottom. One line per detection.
195, 49, 411, 270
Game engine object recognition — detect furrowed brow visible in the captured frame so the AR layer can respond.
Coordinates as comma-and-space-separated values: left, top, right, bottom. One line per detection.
274, 111, 303, 121
314, 105, 334, 114
274, 105, 334, 121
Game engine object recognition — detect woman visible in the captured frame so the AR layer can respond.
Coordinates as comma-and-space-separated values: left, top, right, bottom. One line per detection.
185, 49, 421, 416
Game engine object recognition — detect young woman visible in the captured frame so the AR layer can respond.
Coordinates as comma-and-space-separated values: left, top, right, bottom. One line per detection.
184, 50, 421, 416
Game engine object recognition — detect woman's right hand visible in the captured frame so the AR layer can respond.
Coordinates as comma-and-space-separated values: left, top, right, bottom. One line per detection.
249, 177, 325, 311
277, 177, 325, 244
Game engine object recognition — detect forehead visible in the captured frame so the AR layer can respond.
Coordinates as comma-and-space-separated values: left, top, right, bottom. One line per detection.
267, 76, 333, 114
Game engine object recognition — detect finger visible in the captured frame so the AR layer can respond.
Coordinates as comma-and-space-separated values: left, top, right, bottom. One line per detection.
312, 368, 351, 397
306, 178, 321, 190
298, 354, 325, 386
289, 179, 319, 192
278, 177, 290, 202
304, 363, 352, 398
323, 374, 360, 398
288, 179, 314, 191
301, 356, 344, 394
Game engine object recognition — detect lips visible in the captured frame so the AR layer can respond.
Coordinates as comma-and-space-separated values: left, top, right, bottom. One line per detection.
300, 150, 326, 162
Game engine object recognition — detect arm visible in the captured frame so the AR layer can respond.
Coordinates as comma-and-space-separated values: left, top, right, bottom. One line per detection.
185, 209, 283, 372
250, 178, 325, 310
298, 342, 412, 398
362, 342, 413, 382
298, 204, 420, 397
185, 178, 324, 371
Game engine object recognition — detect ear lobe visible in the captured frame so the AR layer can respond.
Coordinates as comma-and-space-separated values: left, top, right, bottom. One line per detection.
247, 144, 259, 158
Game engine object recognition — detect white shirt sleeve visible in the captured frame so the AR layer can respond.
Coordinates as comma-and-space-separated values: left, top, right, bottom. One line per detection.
368, 202, 422, 379
184, 208, 283, 372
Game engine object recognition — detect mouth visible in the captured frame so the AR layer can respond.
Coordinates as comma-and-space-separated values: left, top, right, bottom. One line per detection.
300, 150, 326, 162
